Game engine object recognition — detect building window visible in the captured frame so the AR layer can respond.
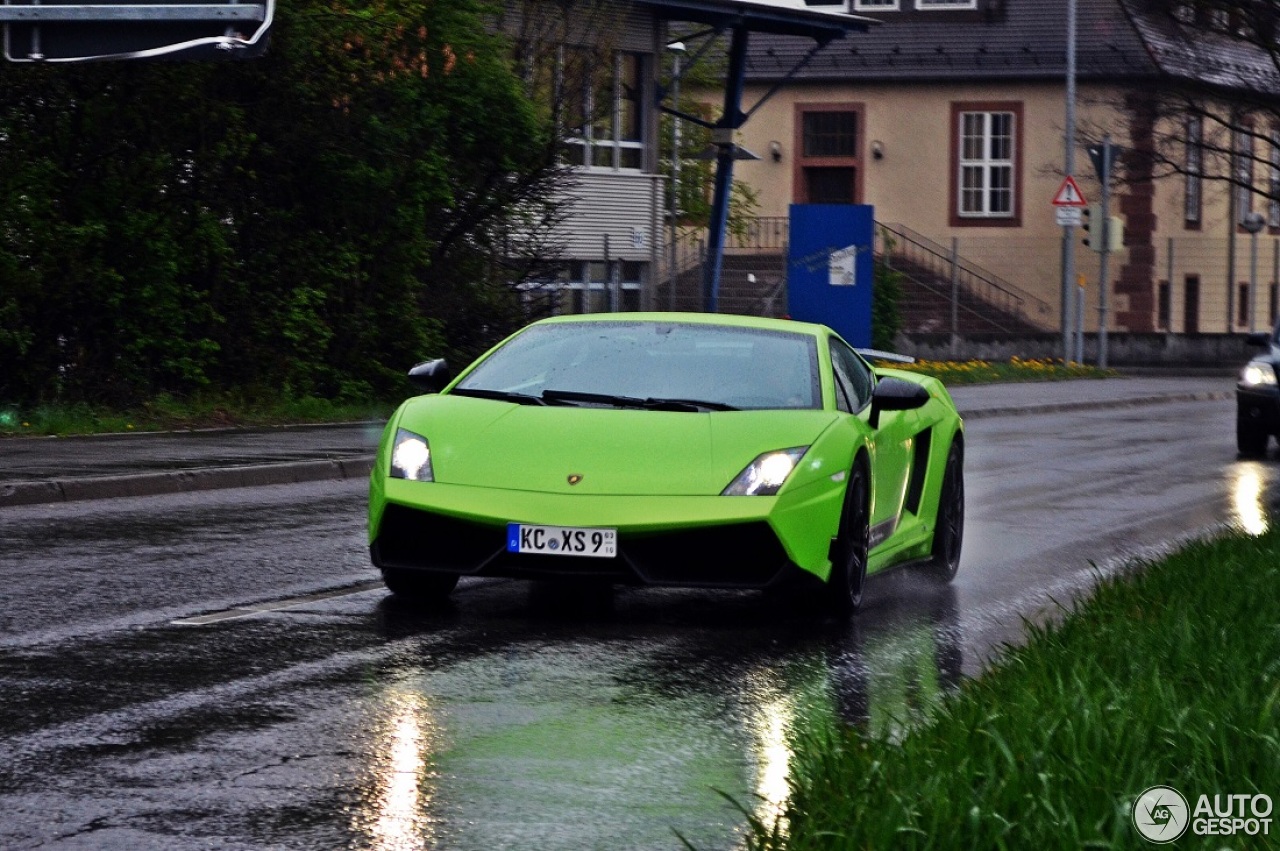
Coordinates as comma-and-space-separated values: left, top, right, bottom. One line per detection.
794, 103, 864, 205
1185, 115, 1202, 227
1235, 123, 1254, 225
951, 103, 1021, 225
1269, 129, 1280, 228
917, 0, 977, 7
803, 111, 857, 157
526, 260, 644, 314
1157, 280, 1171, 331
563, 51, 645, 171
853, 0, 899, 9
1239, 282, 1251, 327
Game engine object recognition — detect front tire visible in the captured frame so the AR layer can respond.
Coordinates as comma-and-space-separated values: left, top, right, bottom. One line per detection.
924, 442, 965, 584
381, 567, 460, 602
1237, 416, 1270, 457
826, 460, 870, 618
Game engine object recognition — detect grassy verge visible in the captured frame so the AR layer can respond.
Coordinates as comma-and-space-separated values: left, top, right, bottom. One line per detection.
0, 395, 394, 437
749, 528, 1280, 850
893, 357, 1117, 385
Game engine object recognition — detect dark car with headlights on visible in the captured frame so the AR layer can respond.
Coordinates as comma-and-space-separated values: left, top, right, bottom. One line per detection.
1238, 320, 1280, 456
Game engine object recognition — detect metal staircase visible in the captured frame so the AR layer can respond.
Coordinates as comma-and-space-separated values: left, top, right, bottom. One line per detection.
658, 218, 1055, 334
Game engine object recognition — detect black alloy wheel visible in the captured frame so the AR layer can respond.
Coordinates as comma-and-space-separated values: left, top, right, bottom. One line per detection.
925, 442, 965, 584
827, 461, 870, 618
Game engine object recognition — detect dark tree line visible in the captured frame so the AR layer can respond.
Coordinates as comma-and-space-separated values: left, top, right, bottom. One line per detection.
0, 0, 568, 407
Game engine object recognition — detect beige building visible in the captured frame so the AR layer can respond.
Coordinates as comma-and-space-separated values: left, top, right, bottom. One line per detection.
703, 0, 1280, 337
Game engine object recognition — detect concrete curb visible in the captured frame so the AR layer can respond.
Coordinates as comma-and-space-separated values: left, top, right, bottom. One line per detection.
0, 390, 1236, 508
0, 457, 374, 508
959, 390, 1235, 420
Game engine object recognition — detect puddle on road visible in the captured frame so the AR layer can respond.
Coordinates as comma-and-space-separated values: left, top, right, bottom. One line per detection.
335, 581, 964, 851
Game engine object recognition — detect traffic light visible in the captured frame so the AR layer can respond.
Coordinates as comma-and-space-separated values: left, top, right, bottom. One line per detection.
1082, 205, 1123, 252
1081, 204, 1101, 252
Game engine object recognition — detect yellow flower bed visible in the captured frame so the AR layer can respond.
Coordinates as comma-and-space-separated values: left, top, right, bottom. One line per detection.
893, 357, 1115, 385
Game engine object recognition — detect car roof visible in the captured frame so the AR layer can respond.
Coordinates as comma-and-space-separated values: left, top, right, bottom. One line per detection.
530, 312, 833, 339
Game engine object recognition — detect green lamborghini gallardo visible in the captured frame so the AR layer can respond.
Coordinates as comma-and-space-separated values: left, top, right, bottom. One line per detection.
369, 313, 964, 616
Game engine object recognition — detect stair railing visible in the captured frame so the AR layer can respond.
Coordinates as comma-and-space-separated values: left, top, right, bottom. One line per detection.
876, 222, 1054, 329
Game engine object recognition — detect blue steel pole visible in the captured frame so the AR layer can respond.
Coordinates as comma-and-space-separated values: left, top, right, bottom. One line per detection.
702, 26, 749, 314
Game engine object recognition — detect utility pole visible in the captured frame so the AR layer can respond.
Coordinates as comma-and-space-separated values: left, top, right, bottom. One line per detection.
1062, 0, 1078, 362
1096, 135, 1114, 368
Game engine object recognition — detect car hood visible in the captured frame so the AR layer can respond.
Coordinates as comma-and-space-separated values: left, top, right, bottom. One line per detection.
395, 395, 840, 496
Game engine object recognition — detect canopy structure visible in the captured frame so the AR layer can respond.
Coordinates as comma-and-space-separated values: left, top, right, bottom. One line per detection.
0, 0, 272, 61
638, 0, 875, 312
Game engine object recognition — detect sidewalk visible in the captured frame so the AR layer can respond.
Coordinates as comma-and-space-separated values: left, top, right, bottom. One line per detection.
0, 376, 1236, 508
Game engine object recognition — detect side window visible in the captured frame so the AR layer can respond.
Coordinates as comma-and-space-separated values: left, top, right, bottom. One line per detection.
830, 339, 875, 411
830, 359, 853, 413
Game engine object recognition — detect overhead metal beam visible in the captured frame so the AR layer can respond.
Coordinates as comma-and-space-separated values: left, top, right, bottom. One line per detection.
0, 4, 264, 22
648, 0, 873, 313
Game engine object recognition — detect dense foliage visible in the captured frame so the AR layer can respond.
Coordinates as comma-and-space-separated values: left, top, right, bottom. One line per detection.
871, 259, 902, 352
0, 0, 563, 407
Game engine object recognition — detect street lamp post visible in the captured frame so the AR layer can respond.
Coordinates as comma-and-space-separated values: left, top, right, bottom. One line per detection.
1244, 211, 1267, 334
667, 41, 685, 312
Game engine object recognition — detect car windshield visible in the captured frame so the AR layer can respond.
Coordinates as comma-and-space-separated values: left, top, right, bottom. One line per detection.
454, 321, 822, 411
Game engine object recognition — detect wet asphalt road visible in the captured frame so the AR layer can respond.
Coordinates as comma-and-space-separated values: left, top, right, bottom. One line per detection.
1, 396, 1279, 850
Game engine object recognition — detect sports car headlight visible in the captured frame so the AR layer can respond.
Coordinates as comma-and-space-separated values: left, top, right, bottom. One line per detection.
390, 428, 434, 481
1241, 362, 1278, 387
722, 447, 809, 496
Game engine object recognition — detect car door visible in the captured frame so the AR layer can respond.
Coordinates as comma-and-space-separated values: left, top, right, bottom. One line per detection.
829, 338, 914, 548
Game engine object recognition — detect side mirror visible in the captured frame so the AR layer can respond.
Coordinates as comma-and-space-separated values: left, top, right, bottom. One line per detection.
1246, 332, 1272, 348
869, 377, 929, 428
407, 358, 452, 393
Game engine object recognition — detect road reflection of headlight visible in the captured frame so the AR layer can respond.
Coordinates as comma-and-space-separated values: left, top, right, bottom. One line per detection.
743, 672, 797, 837
1232, 467, 1269, 537
354, 690, 438, 851
756, 695, 793, 829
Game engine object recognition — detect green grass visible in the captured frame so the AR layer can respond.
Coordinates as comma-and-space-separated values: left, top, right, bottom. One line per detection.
0, 394, 394, 437
746, 528, 1280, 850
893, 357, 1117, 386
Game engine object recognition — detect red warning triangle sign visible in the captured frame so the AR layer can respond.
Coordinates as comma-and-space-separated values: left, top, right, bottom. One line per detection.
1052, 176, 1088, 207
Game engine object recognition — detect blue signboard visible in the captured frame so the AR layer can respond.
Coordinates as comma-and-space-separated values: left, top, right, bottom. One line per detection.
786, 204, 874, 347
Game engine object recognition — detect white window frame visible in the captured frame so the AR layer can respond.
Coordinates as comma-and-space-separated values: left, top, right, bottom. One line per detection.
853, 0, 900, 10
957, 110, 1016, 219
524, 261, 644, 315
917, 0, 978, 8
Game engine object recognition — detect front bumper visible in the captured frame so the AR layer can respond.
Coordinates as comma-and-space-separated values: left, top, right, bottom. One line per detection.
369, 478, 845, 588
1237, 384, 1280, 433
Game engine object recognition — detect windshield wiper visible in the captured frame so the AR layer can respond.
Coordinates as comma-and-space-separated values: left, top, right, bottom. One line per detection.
449, 387, 548, 406
644, 396, 740, 412
541, 389, 738, 412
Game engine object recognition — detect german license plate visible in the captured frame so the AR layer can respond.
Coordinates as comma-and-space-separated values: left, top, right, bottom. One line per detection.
507, 523, 617, 558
